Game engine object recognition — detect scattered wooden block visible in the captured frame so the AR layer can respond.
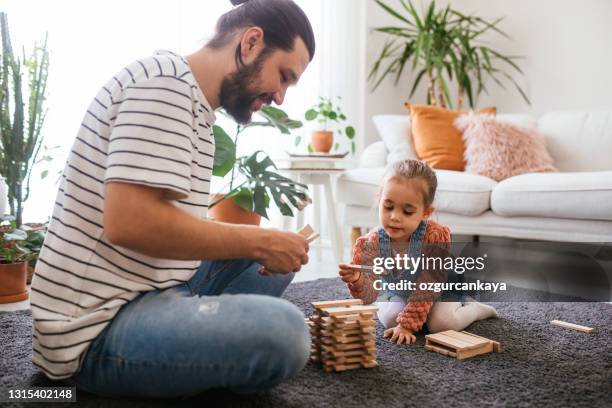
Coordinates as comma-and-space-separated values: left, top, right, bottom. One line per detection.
550, 320, 594, 333
307, 299, 379, 373
425, 330, 501, 360
298, 224, 314, 238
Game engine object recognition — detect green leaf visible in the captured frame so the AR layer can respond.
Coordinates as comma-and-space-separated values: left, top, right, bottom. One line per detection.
345, 126, 355, 139
334, 142, 340, 151
232, 188, 254, 212
40, 169, 48, 179
259, 105, 287, 120
409, 68, 427, 98
305, 109, 318, 121
351, 141, 356, 154
257, 106, 302, 134
375, 0, 413, 26
307, 144, 314, 153
294, 135, 302, 147
212, 125, 236, 177
253, 184, 268, 219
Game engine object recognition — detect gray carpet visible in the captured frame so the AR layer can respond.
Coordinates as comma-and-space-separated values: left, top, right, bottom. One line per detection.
1, 278, 611, 407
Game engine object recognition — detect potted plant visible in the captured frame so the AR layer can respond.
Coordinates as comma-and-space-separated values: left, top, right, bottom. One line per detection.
0, 216, 40, 303
209, 106, 311, 225
21, 222, 46, 284
369, 0, 529, 109
304, 96, 356, 154
0, 12, 52, 226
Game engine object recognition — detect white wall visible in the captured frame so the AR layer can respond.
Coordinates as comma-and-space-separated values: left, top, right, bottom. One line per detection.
363, 0, 612, 146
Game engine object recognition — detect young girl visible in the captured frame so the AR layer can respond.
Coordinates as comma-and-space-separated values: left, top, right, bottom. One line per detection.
339, 159, 497, 345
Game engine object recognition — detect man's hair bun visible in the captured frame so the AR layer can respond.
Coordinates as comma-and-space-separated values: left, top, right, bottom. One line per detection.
230, 0, 249, 6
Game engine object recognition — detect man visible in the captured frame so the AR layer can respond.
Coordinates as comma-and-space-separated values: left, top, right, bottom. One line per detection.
30, 0, 316, 397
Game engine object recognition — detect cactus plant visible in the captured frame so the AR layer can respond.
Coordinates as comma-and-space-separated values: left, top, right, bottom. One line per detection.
0, 12, 50, 226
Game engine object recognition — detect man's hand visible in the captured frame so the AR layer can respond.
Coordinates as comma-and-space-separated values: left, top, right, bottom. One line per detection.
256, 229, 309, 275
383, 325, 416, 345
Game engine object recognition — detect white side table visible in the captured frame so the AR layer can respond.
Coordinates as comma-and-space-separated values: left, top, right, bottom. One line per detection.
277, 159, 347, 264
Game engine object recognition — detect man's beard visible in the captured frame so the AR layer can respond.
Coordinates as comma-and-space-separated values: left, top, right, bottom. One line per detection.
219, 51, 272, 124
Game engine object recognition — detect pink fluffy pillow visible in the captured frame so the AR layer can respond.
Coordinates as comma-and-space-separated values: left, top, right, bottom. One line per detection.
454, 113, 557, 181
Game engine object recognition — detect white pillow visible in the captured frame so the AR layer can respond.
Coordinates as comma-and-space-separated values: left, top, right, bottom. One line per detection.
495, 113, 537, 129
371, 115, 417, 165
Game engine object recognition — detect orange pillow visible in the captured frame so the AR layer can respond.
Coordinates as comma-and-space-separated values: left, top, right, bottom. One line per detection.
406, 103, 496, 171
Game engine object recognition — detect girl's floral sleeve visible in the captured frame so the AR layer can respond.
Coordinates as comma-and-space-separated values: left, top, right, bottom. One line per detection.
396, 221, 451, 332
347, 231, 380, 305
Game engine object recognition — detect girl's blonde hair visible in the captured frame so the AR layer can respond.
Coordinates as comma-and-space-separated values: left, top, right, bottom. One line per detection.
381, 159, 438, 207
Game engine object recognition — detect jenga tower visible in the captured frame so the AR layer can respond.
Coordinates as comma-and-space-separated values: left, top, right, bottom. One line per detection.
306, 299, 378, 372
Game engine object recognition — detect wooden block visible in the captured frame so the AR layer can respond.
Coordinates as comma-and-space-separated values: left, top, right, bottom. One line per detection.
425, 330, 487, 351
324, 355, 376, 366
425, 330, 500, 360
312, 299, 363, 309
324, 317, 375, 326
325, 340, 375, 351
360, 360, 378, 369
323, 305, 378, 316
306, 233, 320, 243
298, 224, 314, 238
344, 264, 374, 271
457, 343, 493, 360
320, 334, 375, 345
332, 363, 362, 372
425, 344, 457, 358
550, 320, 594, 333
461, 331, 501, 352
325, 348, 377, 358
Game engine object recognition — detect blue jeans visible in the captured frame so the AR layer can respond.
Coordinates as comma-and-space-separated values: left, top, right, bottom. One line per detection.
71, 259, 310, 398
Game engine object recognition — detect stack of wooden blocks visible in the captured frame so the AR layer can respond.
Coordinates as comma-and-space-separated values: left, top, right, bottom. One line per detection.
425, 330, 501, 360
307, 299, 378, 372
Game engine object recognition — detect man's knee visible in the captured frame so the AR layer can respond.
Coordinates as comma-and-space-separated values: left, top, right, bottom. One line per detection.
250, 298, 309, 384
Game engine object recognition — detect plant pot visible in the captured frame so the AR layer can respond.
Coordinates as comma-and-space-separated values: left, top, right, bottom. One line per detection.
208, 194, 261, 226
27, 263, 35, 284
0, 261, 29, 304
311, 130, 334, 153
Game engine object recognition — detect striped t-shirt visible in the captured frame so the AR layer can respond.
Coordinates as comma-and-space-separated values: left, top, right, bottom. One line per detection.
30, 50, 216, 380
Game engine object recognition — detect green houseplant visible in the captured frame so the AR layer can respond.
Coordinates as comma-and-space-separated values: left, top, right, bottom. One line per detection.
210, 106, 310, 224
369, 0, 529, 109
0, 12, 51, 226
0, 215, 43, 303
304, 96, 356, 154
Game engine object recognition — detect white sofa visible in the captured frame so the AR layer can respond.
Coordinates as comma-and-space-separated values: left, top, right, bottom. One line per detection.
337, 109, 612, 242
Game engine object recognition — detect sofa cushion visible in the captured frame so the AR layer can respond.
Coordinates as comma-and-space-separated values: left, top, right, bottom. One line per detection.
537, 109, 612, 172
407, 103, 496, 171
372, 115, 416, 165
456, 113, 557, 182
370, 113, 537, 167
491, 171, 612, 221
336, 168, 496, 217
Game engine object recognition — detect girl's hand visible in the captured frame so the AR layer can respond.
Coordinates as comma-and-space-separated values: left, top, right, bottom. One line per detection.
338, 263, 362, 284
383, 325, 416, 345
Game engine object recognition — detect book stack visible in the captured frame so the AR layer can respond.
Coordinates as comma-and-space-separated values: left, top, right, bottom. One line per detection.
306, 299, 378, 372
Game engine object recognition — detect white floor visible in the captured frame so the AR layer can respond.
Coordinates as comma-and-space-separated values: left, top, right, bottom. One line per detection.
0, 243, 346, 313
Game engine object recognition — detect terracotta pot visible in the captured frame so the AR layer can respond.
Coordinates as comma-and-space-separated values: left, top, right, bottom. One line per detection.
0, 261, 29, 304
208, 194, 261, 226
311, 130, 334, 153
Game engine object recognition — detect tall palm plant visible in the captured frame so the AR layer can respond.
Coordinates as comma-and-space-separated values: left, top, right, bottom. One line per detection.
369, 0, 530, 109
0, 12, 50, 226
